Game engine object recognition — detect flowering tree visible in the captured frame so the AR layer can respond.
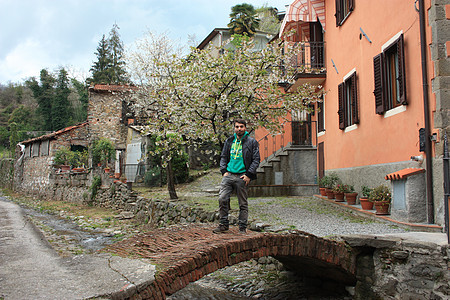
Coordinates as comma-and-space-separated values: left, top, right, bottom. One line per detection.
127, 31, 323, 198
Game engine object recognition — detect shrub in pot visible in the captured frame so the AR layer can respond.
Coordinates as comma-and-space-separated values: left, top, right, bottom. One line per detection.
332, 184, 347, 202
92, 138, 115, 169
344, 185, 358, 205
317, 176, 329, 196
325, 173, 340, 199
369, 185, 391, 215
359, 186, 373, 210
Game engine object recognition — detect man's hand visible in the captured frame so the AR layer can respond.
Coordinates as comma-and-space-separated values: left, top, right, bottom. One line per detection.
223, 172, 230, 177
240, 174, 250, 185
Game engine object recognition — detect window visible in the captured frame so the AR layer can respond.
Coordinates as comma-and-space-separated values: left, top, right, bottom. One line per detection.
32, 142, 40, 157
317, 98, 324, 132
373, 34, 407, 114
335, 0, 354, 26
40, 140, 49, 156
338, 72, 359, 130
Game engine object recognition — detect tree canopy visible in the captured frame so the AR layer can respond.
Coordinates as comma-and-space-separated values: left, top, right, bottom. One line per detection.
128, 31, 322, 150
228, 3, 260, 37
88, 24, 129, 85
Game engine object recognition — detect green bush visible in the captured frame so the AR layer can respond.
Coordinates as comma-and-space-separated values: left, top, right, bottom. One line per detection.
89, 176, 102, 200
92, 138, 115, 167
144, 166, 162, 187
144, 151, 190, 187
369, 185, 391, 202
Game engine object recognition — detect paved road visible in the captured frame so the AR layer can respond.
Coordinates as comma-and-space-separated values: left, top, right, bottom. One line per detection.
0, 196, 156, 300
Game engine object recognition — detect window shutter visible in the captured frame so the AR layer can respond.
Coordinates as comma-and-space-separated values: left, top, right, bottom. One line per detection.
351, 72, 359, 124
335, 0, 342, 26
349, 0, 354, 11
396, 34, 407, 105
318, 101, 324, 132
338, 83, 345, 129
373, 53, 385, 114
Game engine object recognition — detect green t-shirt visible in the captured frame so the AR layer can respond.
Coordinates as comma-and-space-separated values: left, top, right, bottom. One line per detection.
227, 132, 248, 174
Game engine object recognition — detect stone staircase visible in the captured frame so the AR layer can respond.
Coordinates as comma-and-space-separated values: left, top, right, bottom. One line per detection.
249, 144, 319, 197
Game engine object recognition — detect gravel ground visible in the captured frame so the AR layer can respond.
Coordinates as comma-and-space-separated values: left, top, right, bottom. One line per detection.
248, 197, 408, 237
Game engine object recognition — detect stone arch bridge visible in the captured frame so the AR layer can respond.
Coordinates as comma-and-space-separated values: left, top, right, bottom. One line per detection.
103, 224, 357, 300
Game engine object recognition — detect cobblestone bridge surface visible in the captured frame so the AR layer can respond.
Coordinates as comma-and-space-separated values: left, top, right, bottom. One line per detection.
103, 223, 356, 300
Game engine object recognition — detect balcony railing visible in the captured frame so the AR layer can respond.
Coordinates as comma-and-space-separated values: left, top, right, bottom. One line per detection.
258, 120, 318, 162
285, 41, 326, 72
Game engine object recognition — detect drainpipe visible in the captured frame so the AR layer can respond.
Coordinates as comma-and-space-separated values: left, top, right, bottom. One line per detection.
418, 0, 434, 224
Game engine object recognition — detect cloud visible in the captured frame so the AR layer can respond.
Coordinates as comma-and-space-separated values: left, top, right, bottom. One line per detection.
0, 0, 290, 84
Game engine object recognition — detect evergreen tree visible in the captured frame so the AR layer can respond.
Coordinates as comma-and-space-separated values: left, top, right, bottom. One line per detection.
108, 23, 129, 84
88, 24, 129, 85
26, 69, 55, 131
53, 68, 71, 130
88, 35, 112, 84
228, 3, 260, 37
71, 78, 89, 122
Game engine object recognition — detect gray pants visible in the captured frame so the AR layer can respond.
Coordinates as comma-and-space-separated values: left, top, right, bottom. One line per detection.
218, 173, 248, 228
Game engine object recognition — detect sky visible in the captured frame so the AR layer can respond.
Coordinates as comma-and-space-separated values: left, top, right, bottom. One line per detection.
0, 0, 290, 84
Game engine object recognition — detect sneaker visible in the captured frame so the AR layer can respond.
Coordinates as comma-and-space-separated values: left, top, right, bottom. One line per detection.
239, 227, 246, 233
213, 225, 229, 234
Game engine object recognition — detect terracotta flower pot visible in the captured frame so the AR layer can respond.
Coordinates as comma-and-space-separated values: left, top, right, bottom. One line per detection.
334, 192, 345, 201
360, 197, 373, 210
319, 188, 327, 196
326, 189, 335, 199
374, 201, 390, 215
60, 165, 71, 172
345, 192, 358, 205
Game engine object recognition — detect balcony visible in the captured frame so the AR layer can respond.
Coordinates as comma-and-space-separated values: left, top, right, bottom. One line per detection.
281, 41, 326, 91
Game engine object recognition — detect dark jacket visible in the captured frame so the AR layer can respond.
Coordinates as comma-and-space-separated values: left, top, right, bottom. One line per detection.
220, 134, 260, 180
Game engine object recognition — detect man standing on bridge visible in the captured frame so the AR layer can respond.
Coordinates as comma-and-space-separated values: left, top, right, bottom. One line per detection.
213, 119, 260, 234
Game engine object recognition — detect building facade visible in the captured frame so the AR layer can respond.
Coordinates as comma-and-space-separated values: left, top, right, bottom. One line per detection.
262, 0, 449, 226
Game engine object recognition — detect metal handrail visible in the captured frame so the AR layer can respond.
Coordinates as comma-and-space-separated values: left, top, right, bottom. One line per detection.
286, 41, 326, 70
443, 133, 449, 243
258, 120, 318, 162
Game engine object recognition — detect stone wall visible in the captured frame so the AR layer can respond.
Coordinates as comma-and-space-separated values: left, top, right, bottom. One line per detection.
345, 235, 450, 300
88, 89, 129, 150
429, 0, 450, 230
93, 179, 220, 226
0, 159, 14, 189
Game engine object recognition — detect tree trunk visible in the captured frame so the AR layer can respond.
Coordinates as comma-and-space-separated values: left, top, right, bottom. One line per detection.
166, 159, 178, 200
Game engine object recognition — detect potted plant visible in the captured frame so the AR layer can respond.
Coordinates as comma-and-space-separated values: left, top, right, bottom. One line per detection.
369, 185, 391, 215
71, 149, 89, 172
53, 147, 73, 172
92, 138, 115, 171
317, 176, 329, 196
344, 185, 358, 205
325, 173, 340, 199
332, 184, 347, 202
359, 186, 373, 210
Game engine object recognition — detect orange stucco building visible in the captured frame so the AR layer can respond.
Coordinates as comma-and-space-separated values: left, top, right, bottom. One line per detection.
256, 0, 449, 226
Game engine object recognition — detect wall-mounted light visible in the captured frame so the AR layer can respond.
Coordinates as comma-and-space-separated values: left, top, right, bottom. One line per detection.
359, 27, 372, 43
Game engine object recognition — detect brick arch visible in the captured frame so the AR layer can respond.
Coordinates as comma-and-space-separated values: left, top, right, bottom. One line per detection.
104, 225, 357, 299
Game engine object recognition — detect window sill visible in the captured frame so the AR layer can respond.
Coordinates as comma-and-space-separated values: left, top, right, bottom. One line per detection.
318, 131, 325, 137
384, 105, 406, 118
344, 124, 358, 133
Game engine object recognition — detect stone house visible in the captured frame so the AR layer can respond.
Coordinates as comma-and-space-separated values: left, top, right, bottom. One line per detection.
15, 122, 89, 197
